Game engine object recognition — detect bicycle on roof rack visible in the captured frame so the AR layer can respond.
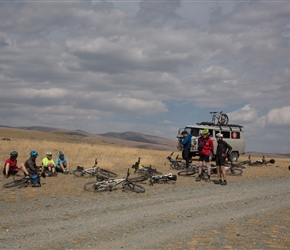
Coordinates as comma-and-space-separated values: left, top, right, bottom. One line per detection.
210, 111, 229, 125
84, 168, 145, 193
72, 158, 118, 180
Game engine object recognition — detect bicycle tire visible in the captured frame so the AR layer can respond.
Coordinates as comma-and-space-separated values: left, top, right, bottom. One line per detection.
72, 170, 93, 178
220, 114, 229, 125
226, 168, 243, 176
144, 167, 162, 175
3, 178, 29, 188
122, 182, 145, 193
170, 162, 185, 170
128, 175, 148, 182
83, 181, 110, 192
177, 169, 196, 176
98, 168, 118, 178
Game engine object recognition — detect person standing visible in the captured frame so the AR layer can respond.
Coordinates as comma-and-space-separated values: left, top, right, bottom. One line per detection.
215, 133, 232, 185
179, 130, 192, 169
196, 129, 214, 182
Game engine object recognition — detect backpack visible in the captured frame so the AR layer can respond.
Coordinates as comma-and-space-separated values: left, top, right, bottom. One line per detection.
30, 174, 40, 185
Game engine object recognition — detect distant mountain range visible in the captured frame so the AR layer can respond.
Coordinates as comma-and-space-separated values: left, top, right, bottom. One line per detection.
1, 125, 177, 151
1, 125, 289, 157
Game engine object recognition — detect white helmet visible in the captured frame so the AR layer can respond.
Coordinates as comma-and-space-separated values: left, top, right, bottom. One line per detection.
216, 133, 223, 138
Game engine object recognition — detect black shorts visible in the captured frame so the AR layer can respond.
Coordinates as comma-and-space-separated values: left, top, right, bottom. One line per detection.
199, 155, 210, 162
216, 157, 225, 166
3, 168, 19, 176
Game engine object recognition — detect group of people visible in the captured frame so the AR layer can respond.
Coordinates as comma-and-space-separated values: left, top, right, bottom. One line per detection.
3, 150, 70, 186
180, 129, 232, 185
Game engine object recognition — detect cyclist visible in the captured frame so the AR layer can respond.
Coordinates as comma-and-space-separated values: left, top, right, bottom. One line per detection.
55, 151, 70, 174
179, 131, 192, 169
215, 133, 232, 185
42, 152, 57, 176
24, 150, 46, 187
25, 150, 45, 176
196, 129, 214, 182
3, 151, 29, 178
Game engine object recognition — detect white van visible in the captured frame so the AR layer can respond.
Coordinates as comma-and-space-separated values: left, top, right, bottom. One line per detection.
177, 122, 245, 161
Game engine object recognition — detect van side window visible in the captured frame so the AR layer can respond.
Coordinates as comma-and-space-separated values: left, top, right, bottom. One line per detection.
222, 131, 230, 139
209, 130, 213, 137
232, 132, 240, 139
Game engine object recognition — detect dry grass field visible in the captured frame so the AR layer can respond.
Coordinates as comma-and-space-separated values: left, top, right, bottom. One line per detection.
1, 127, 290, 249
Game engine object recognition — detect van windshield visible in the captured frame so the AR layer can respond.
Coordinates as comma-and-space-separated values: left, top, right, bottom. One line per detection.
187, 127, 200, 136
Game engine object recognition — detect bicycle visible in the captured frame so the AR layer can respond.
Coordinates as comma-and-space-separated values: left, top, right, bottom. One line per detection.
84, 168, 145, 193
73, 158, 118, 179
210, 111, 229, 125
148, 173, 177, 186
132, 157, 162, 176
177, 164, 198, 176
166, 152, 186, 170
247, 155, 275, 166
3, 175, 31, 188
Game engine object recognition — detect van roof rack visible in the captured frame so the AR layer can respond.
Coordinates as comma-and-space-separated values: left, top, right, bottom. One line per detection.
196, 122, 243, 131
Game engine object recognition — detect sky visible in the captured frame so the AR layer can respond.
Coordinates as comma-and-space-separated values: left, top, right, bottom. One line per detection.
0, 0, 290, 154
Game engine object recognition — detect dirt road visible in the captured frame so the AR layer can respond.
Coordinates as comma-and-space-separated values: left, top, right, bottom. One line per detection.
1, 173, 289, 249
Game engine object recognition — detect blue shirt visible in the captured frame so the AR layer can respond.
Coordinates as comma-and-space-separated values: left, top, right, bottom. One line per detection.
180, 134, 192, 150
55, 157, 67, 168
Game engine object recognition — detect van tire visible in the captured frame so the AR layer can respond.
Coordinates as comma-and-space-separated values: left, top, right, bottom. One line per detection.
230, 152, 239, 162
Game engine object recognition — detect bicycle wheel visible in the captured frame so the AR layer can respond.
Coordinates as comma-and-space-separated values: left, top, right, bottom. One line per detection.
170, 162, 185, 170
128, 175, 148, 182
98, 168, 118, 178
122, 182, 145, 193
3, 178, 29, 188
177, 169, 196, 176
226, 168, 243, 176
73, 170, 93, 178
83, 181, 110, 192
220, 114, 229, 125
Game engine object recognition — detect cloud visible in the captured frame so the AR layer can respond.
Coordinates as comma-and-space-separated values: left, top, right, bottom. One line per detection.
266, 106, 290, 127
0, 1, 290, 153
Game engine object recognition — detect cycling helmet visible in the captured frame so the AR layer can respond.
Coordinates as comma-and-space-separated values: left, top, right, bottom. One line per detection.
10, 151, 18, 158
30, 150, 39, 157
46, 151, 52, 156
201, 129, 209, 135
58, 151, 64, 156
216, 133, 223, 138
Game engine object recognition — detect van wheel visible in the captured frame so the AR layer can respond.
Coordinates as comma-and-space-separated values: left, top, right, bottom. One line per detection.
230, 152, 239, 162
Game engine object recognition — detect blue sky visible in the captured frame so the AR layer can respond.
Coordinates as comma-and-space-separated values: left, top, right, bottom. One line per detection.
0, 0, 290, 153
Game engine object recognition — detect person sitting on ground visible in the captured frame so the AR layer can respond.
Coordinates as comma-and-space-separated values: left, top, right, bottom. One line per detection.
215, 133, 232, 186
55, 151, 70, 174
25, 150, 45, 177
42, 152, 57, 176
24, 150, 46, 186
3, 151, 29, 178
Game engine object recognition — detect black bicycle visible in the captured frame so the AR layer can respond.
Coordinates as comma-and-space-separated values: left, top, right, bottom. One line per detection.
84, 169, 145, 193
166, 152, 186, 170
132, 157, 162, 175
3, 175, 31, 188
